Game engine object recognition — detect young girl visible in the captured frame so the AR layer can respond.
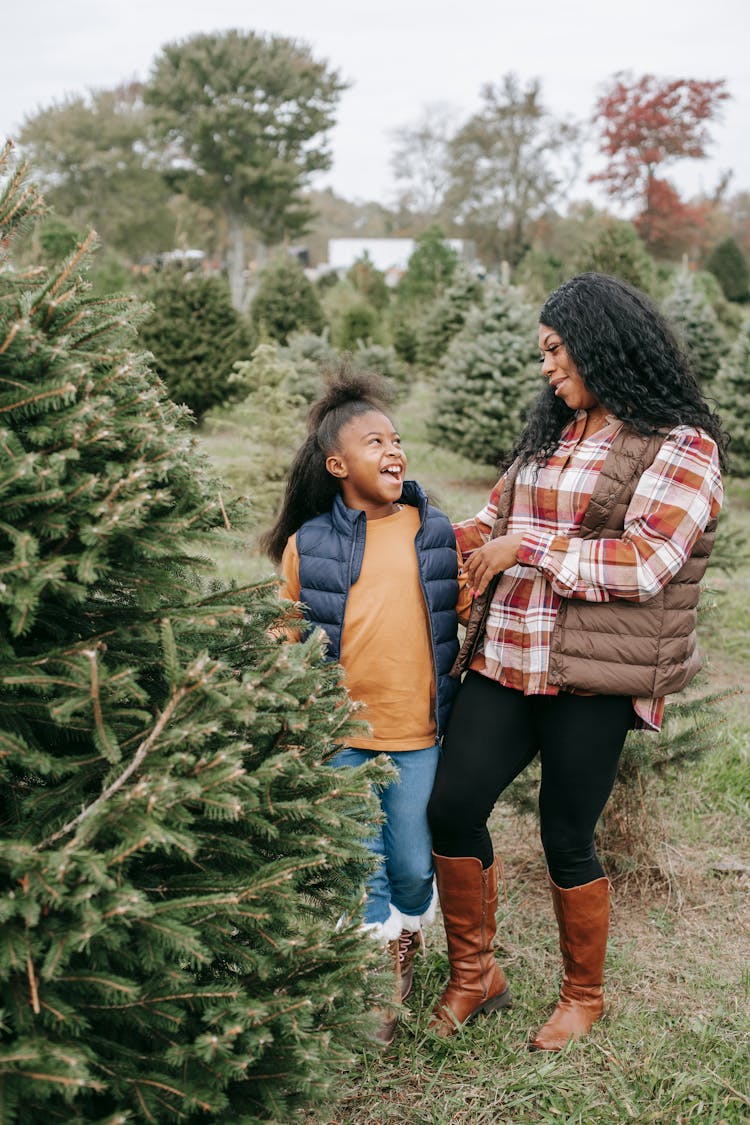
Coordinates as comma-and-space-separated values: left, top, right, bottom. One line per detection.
262, 370, 469, 1045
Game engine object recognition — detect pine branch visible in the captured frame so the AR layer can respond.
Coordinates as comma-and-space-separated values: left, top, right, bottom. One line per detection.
34, 670, 201, 850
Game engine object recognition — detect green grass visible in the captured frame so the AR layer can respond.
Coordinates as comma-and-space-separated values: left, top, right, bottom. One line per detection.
197, 426, 275, 584
316, 818, 750, 1124
197, 382, 750, 1125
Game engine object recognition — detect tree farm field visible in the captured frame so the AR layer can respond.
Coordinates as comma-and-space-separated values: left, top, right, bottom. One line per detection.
200, 382, 750, 1125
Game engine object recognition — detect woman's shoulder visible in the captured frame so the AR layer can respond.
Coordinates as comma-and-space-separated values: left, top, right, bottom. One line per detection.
656, 424, 719, 456
645, 425, 722, 484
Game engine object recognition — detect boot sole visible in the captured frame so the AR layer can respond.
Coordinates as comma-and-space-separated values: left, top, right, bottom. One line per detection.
431, 985, 512, 1035
474, 985, 512, 1018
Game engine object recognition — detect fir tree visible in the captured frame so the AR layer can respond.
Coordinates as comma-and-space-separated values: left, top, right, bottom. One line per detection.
250, 254, 327, 344
138, 269, 254, 421
691, 268, 745, 338
427, 280, 539, 464
396, 225, 459, 305
705, 236, 750, 303
415, 265, 484, 371
0, 145, 387, 1123
349, 340, 409, 397
662, 274, 727, 386
37, 215, 82, 264
572, 217, 657, 295
514, 248, 566, 305
338, 301, 379, 349
281, 330, 339, 402
716, 317, 750, 477
346, 253, 390, 311
389, 311, 419, 365
206, 342, 307, 532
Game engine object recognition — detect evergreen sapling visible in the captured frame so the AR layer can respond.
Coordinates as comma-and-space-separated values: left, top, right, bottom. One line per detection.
427, 280, 539, 465
716, 318, 750, 477
662, 275, 727, 387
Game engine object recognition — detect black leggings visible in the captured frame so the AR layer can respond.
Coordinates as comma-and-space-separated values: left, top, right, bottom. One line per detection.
428, 672, 634, 888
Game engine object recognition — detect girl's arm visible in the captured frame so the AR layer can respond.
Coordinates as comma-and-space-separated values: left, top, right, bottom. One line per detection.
276, 534, 304, 641
518, 429, 723, 603
279, 534, 301, 603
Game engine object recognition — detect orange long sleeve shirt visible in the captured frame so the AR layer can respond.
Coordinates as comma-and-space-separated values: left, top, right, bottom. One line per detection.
280, 505, 471, 751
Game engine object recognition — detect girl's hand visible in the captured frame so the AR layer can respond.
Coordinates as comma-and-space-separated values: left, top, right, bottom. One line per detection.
465, 533, 525, 596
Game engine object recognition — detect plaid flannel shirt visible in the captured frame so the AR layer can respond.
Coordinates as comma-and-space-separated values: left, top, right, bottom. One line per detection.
454, 412, 723, 730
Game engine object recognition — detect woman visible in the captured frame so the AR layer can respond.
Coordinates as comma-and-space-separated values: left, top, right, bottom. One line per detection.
426, 272, 726, 1049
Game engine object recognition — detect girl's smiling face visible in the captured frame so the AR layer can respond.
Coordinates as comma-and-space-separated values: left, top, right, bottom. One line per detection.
325, 409, 406, 518
538, 324, 600, 413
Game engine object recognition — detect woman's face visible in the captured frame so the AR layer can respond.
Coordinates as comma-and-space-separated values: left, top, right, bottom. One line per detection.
538, 324, 600, 413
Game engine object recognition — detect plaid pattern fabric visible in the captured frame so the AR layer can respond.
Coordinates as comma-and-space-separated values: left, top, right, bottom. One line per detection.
454, 413, 723, 730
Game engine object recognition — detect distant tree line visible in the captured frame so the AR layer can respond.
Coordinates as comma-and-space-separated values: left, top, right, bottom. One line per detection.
144, 220, 749, 491
14, 40, 750, 306
12, 35, 750, 485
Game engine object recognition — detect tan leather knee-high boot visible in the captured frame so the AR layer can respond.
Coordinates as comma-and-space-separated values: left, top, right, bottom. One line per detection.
530, 874, 609, 1051
428, 853, 512, 1037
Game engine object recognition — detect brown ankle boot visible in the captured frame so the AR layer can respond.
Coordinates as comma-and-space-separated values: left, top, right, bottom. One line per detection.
397, 927, 425, 1002
373, 938, 402, 1047
428, 854, 512, 1037
530, 875, 609, 1051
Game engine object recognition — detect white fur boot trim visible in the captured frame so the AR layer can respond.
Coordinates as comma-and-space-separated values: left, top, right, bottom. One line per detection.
360, 902, 402, 944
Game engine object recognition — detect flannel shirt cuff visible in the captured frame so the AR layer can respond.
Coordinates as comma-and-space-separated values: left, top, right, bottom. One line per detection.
517, 530, 559, 568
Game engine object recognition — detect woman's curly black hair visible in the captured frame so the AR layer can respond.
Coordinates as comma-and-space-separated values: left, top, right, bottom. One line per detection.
507, 272, 729, 470
260, 363, 392, 564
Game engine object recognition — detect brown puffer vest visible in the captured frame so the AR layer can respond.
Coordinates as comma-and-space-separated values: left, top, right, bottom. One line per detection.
453, 427, 717, 698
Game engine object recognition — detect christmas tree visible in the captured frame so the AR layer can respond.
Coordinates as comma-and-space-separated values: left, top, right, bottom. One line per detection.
250, 254, 326, 344
396, 226, 459, 305
206, 342, 307, 533
716, 317, 750, 477
427, 280, 539, 465
138, 270, 254, 422
0, 144, 386, 1123
572, 217, 657, 295
415, 265, 484, 371
705, 236, 750, 303
346, 253, 390, 312
662, 274, 727, 386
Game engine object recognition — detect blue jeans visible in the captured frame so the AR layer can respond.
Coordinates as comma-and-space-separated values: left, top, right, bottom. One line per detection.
329, 744, 439, 927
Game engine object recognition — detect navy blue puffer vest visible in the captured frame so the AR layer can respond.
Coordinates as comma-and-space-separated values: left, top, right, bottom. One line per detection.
296, 480, 460, 737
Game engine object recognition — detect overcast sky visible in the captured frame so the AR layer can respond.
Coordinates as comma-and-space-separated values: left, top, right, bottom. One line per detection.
2, 0, 748, 212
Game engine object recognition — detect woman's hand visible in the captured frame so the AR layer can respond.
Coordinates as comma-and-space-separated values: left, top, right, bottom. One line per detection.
464, 533, 525, 596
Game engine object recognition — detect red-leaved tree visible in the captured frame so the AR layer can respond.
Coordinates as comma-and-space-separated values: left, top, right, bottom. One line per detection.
636, 178, 712, 259
591, 73, 729, 255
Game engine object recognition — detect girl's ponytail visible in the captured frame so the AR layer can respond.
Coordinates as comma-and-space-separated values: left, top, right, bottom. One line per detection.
260, 432, 339, 563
